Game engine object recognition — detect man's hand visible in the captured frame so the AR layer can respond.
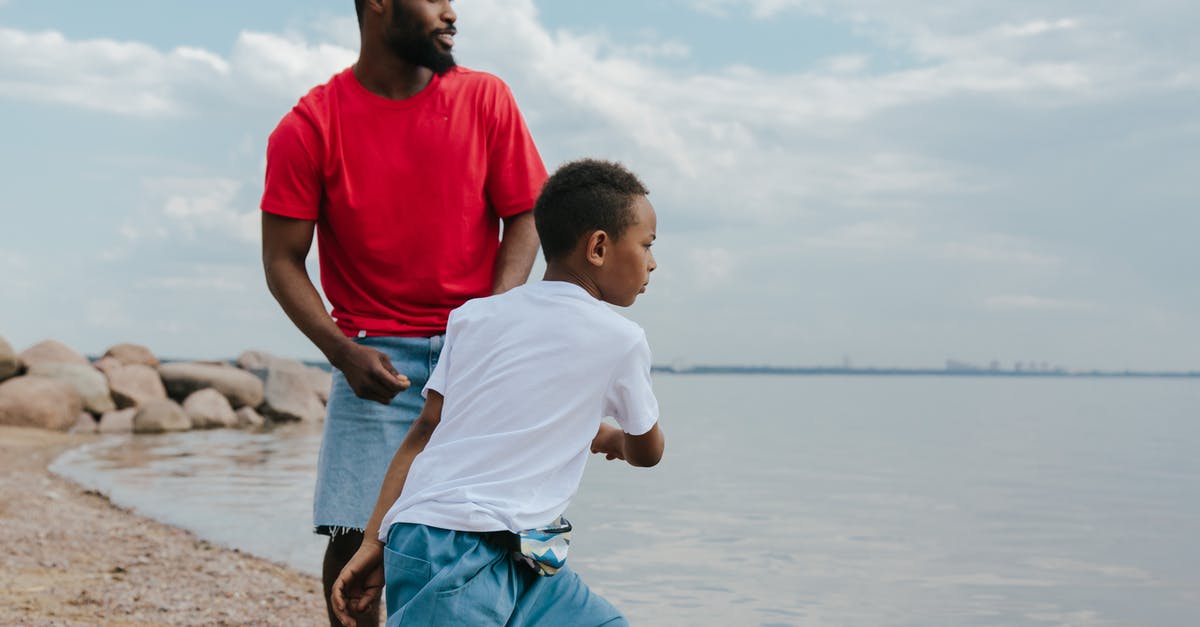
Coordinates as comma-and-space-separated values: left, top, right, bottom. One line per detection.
331, 539, 385, 627
331, 341, 411, 404
590, 423, 626, 461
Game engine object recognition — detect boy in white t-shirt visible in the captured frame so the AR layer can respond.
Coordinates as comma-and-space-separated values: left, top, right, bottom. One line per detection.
331, 159, 665, 627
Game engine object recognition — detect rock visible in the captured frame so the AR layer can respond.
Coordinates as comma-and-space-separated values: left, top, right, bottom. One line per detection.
260, 360, 326, 423
27, 363, 116, 415
0, 335, 20, 381
70, 412, 98, 434
305, 367, 333, 404
103, 343, 160, 368
183, 389, 238, 429
98, 408, 137, 433
239, 350, 332, 405
235, 350, 275, 372
132, 399, 191, 433
157, 362, 264, 409
92, 356, 123, 378
19, 339, 89, 369
0, 376, 84, 431
106, 364, 168, 409
235, 406, 266, 429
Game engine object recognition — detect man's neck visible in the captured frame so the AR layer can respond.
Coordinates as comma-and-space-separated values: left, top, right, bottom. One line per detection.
353, 50, 435, 100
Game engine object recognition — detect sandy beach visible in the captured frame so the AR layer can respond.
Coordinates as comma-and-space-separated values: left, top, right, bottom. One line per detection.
0, 426, 327, 626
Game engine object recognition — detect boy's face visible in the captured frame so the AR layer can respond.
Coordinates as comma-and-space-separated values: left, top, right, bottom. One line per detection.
598, 195, 657, 307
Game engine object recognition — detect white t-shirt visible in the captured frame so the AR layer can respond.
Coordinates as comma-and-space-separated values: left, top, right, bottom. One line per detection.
378, 280, 659, 537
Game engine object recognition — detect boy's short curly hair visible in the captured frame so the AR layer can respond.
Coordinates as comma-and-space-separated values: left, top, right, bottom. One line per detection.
534, 159, 649, 262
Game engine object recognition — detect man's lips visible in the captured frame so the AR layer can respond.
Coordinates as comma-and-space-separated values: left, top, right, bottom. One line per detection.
435, 29, 456, 48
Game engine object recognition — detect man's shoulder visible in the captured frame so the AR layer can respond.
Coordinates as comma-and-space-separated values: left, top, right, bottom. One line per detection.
442, 66, 514, 100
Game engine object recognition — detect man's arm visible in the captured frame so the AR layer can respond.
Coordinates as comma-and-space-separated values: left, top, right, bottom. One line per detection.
330, 391, 444, 627
261, 212, 410, 404
491, 211, 539, 294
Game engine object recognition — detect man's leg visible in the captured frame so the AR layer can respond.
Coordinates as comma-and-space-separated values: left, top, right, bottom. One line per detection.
322, 530, 380, 627
313, 336, 442, 625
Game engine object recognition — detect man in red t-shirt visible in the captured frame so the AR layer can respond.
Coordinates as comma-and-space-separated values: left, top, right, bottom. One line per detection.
259, 1, 546, 623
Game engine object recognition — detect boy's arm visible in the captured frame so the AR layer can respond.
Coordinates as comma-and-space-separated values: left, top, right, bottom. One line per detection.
591, 422, 664, 467
330, 391, 444, 627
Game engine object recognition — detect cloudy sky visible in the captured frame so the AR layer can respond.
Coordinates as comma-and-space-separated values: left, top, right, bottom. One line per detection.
1, 0, 1196, 371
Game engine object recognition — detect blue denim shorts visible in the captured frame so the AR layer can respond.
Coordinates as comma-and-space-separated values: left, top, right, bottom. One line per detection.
384, 523, 627, 627
313, 335, 443, 535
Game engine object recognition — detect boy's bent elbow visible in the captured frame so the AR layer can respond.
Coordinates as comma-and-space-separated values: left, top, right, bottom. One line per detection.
623, 424, 664, 468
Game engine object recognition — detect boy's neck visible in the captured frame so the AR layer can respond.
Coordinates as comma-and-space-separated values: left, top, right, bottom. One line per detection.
543, 263, 602, 301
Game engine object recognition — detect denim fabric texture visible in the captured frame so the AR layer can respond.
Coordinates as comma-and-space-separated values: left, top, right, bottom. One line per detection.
384, 523, 627, 627
313, 335, 443, 533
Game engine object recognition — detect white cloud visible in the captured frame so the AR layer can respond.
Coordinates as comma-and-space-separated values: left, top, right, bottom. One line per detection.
686, 247, 736, 288
124, 177, 258, 244
941, 237, 1060, 267
0, 26, 353, 116
984, 294, 1096, 312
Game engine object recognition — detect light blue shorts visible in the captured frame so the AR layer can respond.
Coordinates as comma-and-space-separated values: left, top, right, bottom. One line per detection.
313, 335, 443, 534
384, 523, 627, 627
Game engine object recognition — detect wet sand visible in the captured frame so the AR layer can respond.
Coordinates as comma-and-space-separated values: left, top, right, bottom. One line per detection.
0, 426, 327, 626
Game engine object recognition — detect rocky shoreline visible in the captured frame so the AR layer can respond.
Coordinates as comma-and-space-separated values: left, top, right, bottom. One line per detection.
0, 335, 338, 625
0, 426, 326, 625
0, 336, 331, 434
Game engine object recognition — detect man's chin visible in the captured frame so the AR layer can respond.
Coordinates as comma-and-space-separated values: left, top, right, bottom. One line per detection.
430, 60, 457, 76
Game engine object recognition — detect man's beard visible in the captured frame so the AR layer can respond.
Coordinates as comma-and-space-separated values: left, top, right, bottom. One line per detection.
384, 8, 456, 75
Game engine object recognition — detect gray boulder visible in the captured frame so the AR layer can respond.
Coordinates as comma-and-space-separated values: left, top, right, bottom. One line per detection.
260, 360, 326, 423
98, 408, 137, 433
70, 412, 98, 434
235, 349, 275, 372
0, 376, 84, 431
235, 406, 266, 429
103, 343, 160, 368
107, 363, 168, 409
91, 356, 123, 378
27, 363, 116, 415
183, 388, 238, 429
305, 367, 333, 404
19, 339, 88, 369
237, 350, 332, 405
0, 335, 20, 381
132, 399, 192, 433
158, 362, 264, 409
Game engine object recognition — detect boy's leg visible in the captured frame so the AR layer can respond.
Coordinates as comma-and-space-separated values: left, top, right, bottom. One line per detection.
322, 530, 381, 626
508, 566, 628, 627
383, 524, 520, 626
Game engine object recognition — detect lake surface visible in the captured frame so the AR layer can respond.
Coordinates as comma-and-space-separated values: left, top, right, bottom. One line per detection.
51, 375, 1200, 626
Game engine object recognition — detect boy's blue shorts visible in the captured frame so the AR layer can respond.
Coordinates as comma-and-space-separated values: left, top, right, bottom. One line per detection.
384, 522, 628, 627
313, 335, 443, 535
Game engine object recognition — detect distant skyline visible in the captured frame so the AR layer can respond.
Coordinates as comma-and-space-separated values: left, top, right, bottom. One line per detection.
1, 0, 1197, 371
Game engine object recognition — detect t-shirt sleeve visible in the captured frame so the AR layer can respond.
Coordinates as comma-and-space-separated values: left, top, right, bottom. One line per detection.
484, 81, 547, 218
602, 332, 659, 436
260, 110, 322, 220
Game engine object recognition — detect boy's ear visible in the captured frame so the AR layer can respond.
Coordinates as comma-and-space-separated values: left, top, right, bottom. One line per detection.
585, 230, 609, 268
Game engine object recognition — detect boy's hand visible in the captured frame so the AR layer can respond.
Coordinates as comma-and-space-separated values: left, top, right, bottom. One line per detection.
331, 341, 411, 405
331, 539, 385, 627
590, 423, 626, 461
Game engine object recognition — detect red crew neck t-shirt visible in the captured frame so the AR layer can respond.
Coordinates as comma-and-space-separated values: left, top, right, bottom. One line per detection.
261, 66, 547, 337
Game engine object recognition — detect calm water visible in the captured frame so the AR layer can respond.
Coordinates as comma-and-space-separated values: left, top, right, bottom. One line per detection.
51, 375, 1200, 626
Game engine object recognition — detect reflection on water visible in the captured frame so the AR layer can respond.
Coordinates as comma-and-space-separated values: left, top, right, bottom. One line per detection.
52, 375, 1200, 626
52, 422, 328, 573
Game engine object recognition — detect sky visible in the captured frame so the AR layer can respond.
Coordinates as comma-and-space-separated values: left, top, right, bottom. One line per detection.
0, 0, 1197, 371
